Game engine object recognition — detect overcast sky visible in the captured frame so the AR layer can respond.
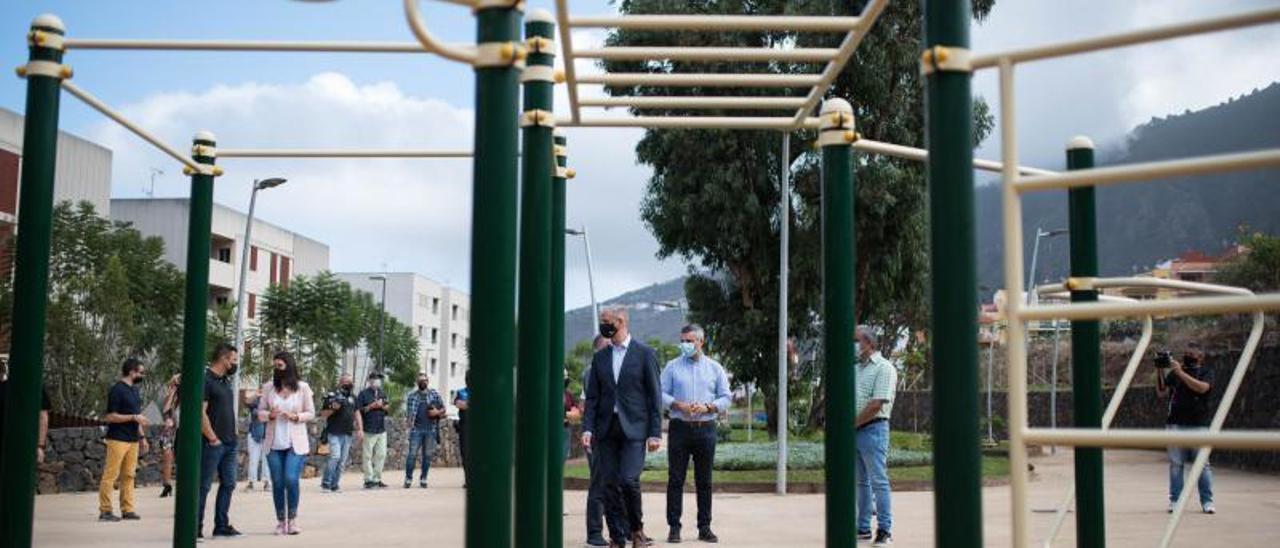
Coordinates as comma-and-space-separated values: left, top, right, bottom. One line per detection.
1, 1, 1276, 309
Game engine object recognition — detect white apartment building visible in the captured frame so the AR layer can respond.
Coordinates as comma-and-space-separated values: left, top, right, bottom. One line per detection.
1, 107, 113, 235
110, 198, 330, 317
336, 272, 470, 411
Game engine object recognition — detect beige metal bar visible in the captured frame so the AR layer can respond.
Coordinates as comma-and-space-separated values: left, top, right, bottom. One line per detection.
576, 72, 822, 87
1014, 149, 1280, 193
854, 139, 1058, 176
1022, 428, 1280, 450
574, 46, 837, 62
788, 0, 889, 127
60, 80, 203, 173
559, 116, 821, 129
998, 58, 1033, 548
403, 0, 479, 64
1017, 294, 1280, 322
218, 149, 472, 158
64, 38, 427, 53
554, 0, 581, 123
1036, 277, 1254, 297
972, 6, 1280, 70
568, 14, 863, 32
578, 96, 807, 109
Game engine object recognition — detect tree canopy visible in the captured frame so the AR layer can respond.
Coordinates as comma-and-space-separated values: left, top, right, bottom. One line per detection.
604, 0, 995, 434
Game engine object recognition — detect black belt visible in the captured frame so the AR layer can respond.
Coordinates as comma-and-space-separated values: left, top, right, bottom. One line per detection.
673, 419, 717, 428
858, 417, 887, 430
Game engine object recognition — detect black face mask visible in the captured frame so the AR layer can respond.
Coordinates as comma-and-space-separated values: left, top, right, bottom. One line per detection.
341, 383, 354, 392
1183, 354, 1199, 367
418, 381, 429, 390
599, 322, 618, 339
273, 368, 287, 385
226, 363, 238, 376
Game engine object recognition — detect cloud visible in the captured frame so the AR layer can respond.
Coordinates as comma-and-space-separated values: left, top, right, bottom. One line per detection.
971, 0, 1280, 170
95, 71, 686, 307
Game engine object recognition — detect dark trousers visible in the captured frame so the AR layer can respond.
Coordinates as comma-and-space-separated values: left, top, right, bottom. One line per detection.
666, 420, 717, 530
456, 420, 468, 485
585, 447, 606, 540
597, 415, 645, 542
198, 439, 237, 531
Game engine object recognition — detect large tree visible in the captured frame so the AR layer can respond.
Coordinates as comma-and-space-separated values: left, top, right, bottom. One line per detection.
605, 0, 995, 434
0, 201, 186, 416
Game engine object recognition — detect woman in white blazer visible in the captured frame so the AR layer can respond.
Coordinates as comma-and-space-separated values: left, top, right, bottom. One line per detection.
258, 351, 314, 535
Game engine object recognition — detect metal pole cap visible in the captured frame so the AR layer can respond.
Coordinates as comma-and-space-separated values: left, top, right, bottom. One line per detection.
193, 130, 218, 144
31, 14, 65, 33
527, 8, 555, 24
1066, 136, 1095, 150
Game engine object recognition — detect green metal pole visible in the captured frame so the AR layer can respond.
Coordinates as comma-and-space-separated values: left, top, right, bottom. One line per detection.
923, 2, 984, 546
546, 130, 569, 548
0, 15, 66, 547
514, 9, 555, 547
1067, 136, 1105, 547
818, 99, 856, 548
172, 132, 218, 548
467, 3, 522, 547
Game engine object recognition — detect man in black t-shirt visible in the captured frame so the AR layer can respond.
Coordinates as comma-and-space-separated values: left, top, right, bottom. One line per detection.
1155, 342, 1216, 514
98, 358, 149, 522
198, 343, 243, 538
320, 373, 363, 492
357, 372, 390, 488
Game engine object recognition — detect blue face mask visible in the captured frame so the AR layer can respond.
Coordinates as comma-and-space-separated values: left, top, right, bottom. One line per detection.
854, 342, 863, 359
678, 342, 697, 359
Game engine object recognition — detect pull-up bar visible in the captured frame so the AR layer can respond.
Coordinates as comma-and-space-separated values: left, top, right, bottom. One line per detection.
218, 149, 472, 158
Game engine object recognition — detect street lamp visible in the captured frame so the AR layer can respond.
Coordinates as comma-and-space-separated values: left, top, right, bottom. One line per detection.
232, 177, 286, 416
1025, 226, 1066, 453
369, 274, 388, 375
565, 226, 598, 341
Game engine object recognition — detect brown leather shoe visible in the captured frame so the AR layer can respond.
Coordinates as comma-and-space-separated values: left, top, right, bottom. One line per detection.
633, 531, 655, 547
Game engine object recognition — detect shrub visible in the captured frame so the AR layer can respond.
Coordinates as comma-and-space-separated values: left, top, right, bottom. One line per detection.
644, 441, 932, 471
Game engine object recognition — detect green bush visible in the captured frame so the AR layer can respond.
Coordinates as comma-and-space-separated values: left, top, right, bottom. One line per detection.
644, 441, 932, 471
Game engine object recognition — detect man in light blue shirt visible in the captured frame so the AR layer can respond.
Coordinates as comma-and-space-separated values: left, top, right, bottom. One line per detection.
660, 324, 731, 544
854, 325, 898, 547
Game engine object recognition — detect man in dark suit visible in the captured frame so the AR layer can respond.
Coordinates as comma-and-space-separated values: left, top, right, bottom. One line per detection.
583, 307, 663, 548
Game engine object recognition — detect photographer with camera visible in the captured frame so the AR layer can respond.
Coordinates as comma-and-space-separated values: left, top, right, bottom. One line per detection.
1154, 342, 1216, 515
319, 373, 362, 493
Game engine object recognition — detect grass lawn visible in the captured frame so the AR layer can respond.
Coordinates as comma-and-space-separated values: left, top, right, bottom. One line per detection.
564, 456, 1008, 485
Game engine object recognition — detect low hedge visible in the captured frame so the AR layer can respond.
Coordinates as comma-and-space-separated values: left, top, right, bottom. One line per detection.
643, 441, 932, 471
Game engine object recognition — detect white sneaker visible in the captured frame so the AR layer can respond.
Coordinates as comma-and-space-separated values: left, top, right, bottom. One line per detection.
1202, 503, 1216, 515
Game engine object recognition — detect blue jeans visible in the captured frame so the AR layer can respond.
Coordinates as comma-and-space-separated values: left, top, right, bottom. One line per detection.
198, 439, 237, 531
404, 427, 436, 482
1167, 425, 1214, 505
856, 420, 892, 534
322, 433, 353, 489
267, 449, 306, 520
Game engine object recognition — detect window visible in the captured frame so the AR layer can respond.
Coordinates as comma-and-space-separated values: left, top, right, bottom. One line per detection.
431, 328, 438, 345
280, 257, 291, 287
269, 252, 278, 284
217, 247, 231, 263
417, 325, 424, 337
248, 293, 257, 319
451, 333, 457, 348
249, 246, 259, 271
432, 298, 440, 314
214, 295, 229, 306
450, 362, 457, 377
451, 304, 458, 320
430, 358, 438, 374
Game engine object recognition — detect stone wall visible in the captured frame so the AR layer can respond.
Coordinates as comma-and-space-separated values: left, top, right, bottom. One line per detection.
38, 419, 464, 494
891, 345, 1280, 473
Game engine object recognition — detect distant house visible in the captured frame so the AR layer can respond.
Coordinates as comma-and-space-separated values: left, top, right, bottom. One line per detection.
1113, 245, 1246, 300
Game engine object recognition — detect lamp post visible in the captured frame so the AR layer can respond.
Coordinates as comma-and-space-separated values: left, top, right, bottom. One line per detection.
370, 274, 388, 374
232, 177, 286, 417
1025, 226, 1066, 452
565, 226, 598, 339
1025, 227, 1068, 306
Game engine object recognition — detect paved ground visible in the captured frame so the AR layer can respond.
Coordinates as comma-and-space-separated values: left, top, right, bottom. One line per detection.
32, 450, 1280, 546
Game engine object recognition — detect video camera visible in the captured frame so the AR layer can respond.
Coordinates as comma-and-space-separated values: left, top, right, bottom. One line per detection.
1154, 350, 1173, 368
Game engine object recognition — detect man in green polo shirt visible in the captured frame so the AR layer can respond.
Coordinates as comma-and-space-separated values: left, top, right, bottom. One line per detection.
854, 325, 898, 546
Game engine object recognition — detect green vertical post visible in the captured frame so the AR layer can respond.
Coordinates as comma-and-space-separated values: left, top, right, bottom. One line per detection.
0, 14, 66, 547
546, 130, 569, 547
923, 1, 984, 546
1067, 136, 1105, 547
172, 132, 219, 548
818, 98, 857, 548
514, 9, 556, 548
467, 2, 522, 547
